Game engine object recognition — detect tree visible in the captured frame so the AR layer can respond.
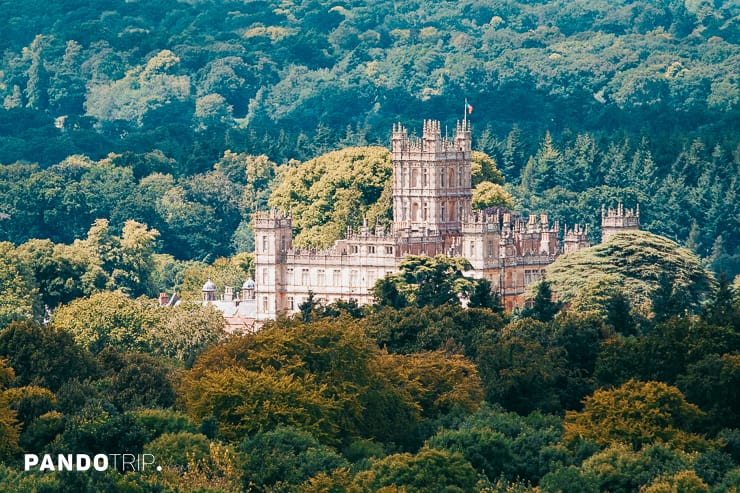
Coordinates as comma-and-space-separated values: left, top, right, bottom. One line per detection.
523, 280, 562, 322
477, 319, 567, 414
0, 320, 97, 392
373, 255, 483, 308
472, 181, 515, 211
240, 426, 348, 492
267, 146, 392, 249
703, 272, 738, 329
356, 448, 478, 493
0, 242, 40, 327
51, 291, 158, 354
97, 348, 176, 411
0, 360, 20, 461
544, 231, 713, 318
563, 380, 711, 452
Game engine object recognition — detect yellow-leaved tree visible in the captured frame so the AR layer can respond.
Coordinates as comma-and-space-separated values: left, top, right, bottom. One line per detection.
564, 379, 712, 452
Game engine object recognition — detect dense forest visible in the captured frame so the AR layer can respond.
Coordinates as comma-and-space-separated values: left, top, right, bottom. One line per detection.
0, 0, 738, 277
1, 0, 739, 491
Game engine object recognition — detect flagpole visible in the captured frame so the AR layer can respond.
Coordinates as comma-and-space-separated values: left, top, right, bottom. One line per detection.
464, 98, 467, 125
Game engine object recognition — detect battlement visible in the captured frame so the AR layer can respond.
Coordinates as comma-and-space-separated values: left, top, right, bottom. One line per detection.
563, 223, 590, 254
601, 202, 640, 243
254, 208, 292, 229
391, 119, 471, 157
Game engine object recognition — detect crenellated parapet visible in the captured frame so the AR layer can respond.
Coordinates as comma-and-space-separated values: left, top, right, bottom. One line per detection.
391, 119, 471, 159
254, 208, 292, 228
601, 202, 640, 243
563, 223, 590, 254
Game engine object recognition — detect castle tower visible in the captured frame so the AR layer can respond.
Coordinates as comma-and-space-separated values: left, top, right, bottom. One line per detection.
254, 209, 292, 320
391, 119, 472, 234
601, 202, 640, 243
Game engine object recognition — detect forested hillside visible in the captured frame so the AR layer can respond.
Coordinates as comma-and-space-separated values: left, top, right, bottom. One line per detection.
0, 0, 738, 275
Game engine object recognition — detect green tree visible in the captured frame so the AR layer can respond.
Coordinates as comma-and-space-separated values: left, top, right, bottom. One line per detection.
373, 255, 483, 308
240, 426, 348, 492
51, 291, 158, 354
97, 348, 176, 411
523, 280, 562, 322
357, 448, 478, 493
0, 320, 97, 392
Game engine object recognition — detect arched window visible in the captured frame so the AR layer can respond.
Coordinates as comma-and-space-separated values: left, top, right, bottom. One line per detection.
411, 168, 419, 188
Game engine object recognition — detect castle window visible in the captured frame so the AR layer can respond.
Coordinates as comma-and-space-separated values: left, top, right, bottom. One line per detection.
450, 202, 455, 221
470, 241, 475, 256
281, 236, 286, 252
333, 269, 341, 285
351, 245, 359, 254
411, 169, 418, 188
422, 203, 428, 221
448, 168, 455, 188
287, 268, 294, 284
301, 268, 309, 286
458, 169, 463, 187
440, 170, 445, 187
288, 296, 294, 311
412, 203, 419, 221
422, 169, 428, 187
368, 245, 375, 254
441, 202, 446, 221
458, 202, 463, 221
262, 268, 268, 285
385, 246, 393, 254
367, 270, 376, 285
262, 235, 267, 253
317, 269, 325, 286
350, 270, 359, 286
262, 296, 268, 312
488, 241, 494, 257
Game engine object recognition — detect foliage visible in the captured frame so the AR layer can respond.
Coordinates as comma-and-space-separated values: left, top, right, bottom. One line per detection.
268, 146, 392, 248
356, 448, 478, 493
544, 231, 713, 317
0, 242, 40, 326
52, 291, 159, 354
181, 318, 482, 448
564, 380, 712, 452
363, 304, 507, 358
373, 254, 491, 309
240, 426, 348, 492
0, 320, 97, 391
97, 347, 177, 411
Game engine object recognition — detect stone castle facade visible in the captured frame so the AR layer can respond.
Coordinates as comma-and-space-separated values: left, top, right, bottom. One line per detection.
253, 119, 638, 320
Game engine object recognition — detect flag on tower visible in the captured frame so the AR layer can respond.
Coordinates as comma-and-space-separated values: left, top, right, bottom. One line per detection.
467, 102, 473, 114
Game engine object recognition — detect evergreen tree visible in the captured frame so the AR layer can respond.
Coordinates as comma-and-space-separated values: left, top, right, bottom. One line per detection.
704, 272, 737, 329
525, 280, 561, 322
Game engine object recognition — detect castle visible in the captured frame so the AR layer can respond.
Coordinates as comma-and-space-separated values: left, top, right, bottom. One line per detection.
251, 118, 639, 320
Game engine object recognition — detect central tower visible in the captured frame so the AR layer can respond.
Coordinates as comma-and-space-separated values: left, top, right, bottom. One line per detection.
391, 119, 472, 234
